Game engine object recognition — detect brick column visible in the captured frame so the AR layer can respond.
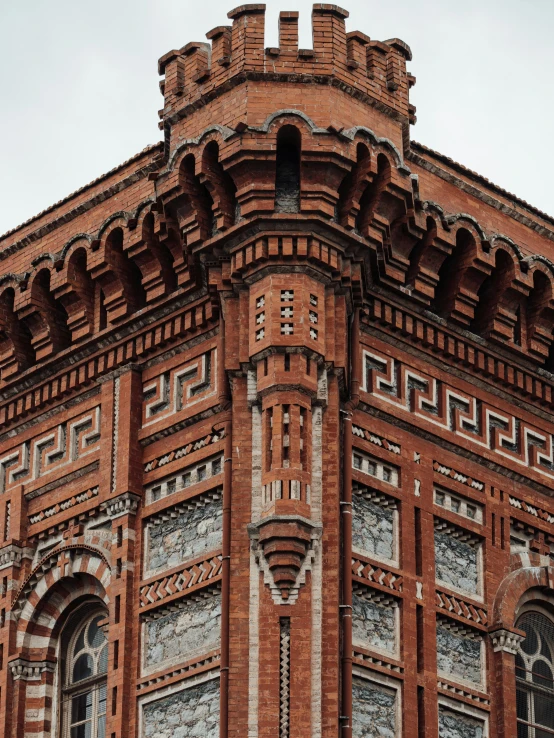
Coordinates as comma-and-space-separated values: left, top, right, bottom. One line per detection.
100, 367, 143, 738
490, 629, 524, 738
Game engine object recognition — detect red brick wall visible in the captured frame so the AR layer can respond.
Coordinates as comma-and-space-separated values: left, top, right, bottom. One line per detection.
0, 5, 553, 738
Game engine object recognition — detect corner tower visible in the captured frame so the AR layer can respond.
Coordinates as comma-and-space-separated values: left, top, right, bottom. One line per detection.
155, 5, 415, 738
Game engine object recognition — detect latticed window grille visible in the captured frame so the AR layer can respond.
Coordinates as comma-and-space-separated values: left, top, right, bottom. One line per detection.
62, 606, 108, 738
516, 611, 554, 737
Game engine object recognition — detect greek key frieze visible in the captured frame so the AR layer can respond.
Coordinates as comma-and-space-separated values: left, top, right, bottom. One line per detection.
363, 348, 554, 482
0, 407, 101, 495
142, 350, 216, 428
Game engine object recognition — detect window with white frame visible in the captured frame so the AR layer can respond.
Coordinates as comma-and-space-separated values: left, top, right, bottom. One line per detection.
516, 610, 554, 738
61, 605, 108, 738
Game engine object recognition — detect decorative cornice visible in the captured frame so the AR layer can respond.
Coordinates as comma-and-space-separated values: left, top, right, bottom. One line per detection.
100, 492, 141, 520
364, 295, 554, 418
248, 515, 322, 605
9, 658, 56, 681
409, 143, 554, 240
489, 628, 525, 654
0, 295, 215, 430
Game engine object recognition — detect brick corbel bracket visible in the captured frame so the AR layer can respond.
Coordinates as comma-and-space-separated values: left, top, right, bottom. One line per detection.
248, 516, 322, 605
100, 492, 141, 520
9, 658, 56, 681
489, 627, 525, 655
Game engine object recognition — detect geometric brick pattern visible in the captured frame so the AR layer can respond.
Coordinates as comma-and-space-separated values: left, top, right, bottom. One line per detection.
364, 345, 554, 484
435, 590, 488, 627
28, 485, 99, 525
144, 429, 225, 473
139, 552, 222, 609
352, 556, 403, 593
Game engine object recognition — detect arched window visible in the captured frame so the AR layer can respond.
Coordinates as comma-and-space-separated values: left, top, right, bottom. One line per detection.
275, 125, 301, 213
61, 606, 108, 738
516, 611, 554, 737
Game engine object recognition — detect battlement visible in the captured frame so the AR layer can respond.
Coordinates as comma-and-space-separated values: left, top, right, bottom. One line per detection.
158, 4, 415, 126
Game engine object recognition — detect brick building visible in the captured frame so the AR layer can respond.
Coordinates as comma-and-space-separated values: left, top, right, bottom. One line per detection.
0, 3, 553, 737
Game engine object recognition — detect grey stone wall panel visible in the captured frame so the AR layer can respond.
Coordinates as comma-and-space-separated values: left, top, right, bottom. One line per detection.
142, 678, 220, 738
145, 594, 221, 671
438, 706, 484, 738
434, 530, 479, 596
353, 495, 395, 562
436, 624, 482, 686
146, 498, 222, 574
352, 593, 397, 655
352, 677, 396, 738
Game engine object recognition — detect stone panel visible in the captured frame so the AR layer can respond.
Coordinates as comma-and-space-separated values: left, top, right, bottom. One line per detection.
145, 497, 222, 574
352, 677, 397, 738
434, 530, 479, 596
352, 592, 397, 655
438, 706, 485, 738
436, 621, 483, 687
353, 494, 395, 562
142, 678, 219, 738
144, 594, 221, 672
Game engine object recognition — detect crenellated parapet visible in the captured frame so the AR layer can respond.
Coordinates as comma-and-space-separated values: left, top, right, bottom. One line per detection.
158, 4, 415, 130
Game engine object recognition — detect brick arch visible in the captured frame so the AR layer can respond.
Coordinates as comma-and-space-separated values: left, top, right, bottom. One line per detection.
10, 566, 109, 738
13, 544, 111, 647
490, 556, 554, 631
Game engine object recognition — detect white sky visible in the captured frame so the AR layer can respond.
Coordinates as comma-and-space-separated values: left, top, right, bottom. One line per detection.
1, 0, 553, 237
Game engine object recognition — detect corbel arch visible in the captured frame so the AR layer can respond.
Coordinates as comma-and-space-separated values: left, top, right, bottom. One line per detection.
470, 243, 522, 342
430, 224, 490, 327
200, 139, 238, 231
16, 265, 70, 360
0, 281, 33, 380
52, 244, 96, 342
355, 151, 392, 237
177, 152, 215, 246
336, 141, 372, 229
125, 207, 178, 302
91, 220, 146, 325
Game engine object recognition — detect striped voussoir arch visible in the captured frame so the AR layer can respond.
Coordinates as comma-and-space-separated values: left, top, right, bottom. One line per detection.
14, 544, 111, 649
7, 544, 112, 738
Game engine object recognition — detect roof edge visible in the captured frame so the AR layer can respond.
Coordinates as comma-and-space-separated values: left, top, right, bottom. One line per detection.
410, 140, 554, 230
0, 142, 164, 245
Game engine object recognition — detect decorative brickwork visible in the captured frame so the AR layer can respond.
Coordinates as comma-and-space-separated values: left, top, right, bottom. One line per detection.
1, 4, 553, 738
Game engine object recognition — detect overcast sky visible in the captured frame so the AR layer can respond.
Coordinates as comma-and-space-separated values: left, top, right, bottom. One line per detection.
1, 0, 553, 237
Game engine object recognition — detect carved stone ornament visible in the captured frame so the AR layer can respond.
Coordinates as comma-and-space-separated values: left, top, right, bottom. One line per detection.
9, 658, 56, 681
100, 492, 141, 520
489, 628, 525, 654
0, 544, 33, 571
248, 515, 322, 605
